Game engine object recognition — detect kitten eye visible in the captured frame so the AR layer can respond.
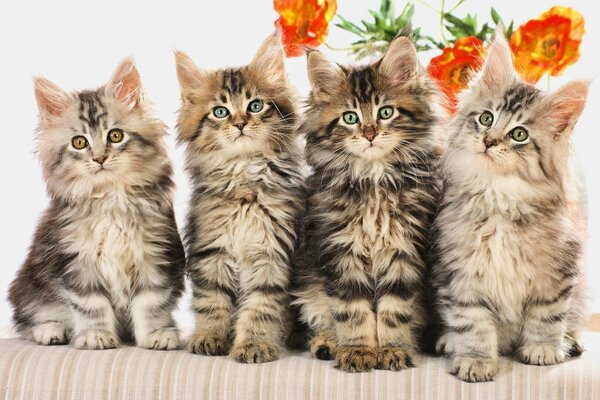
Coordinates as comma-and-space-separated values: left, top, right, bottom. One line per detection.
107, 129, 124, 143
71, 136, 88, 150
479, 111, 494, 127
248, 99, 264, 113
378, 106, 394, 120
510, 127, 529, 142
342, 111, 359, 125
213, 106, 230, 118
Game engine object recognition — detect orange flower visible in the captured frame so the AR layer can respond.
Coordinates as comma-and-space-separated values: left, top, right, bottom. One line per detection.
510, 6, 584, 83
274, 0, 337, 57
427, 36, 485, 113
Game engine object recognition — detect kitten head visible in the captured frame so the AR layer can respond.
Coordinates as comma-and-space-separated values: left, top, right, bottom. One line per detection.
175, 33, 297, 161
34, 58, 170, 202
302, 37, 444, 172
448, 31, 589, 186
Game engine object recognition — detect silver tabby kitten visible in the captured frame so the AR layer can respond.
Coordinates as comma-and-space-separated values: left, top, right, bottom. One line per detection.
431, 33, 589, 382
8, 59, 185, 350
292, 37, 445, 372
175, 34, 305, 363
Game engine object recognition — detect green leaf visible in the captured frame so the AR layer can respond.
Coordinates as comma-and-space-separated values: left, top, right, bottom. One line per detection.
507, 20, 514, 38
491, 8, 501, 25
335, 15, 365, 36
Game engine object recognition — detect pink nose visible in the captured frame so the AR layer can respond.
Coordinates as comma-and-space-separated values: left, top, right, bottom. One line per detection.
363, 127, 377, 142
234, 122, 247, 131
484, 138, 498, 148
93, 155, 108, 165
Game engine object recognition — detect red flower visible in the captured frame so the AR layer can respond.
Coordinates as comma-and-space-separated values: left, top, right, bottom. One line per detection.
510, 6, 584, 83
274, 0, 337, 57
427, 36, 485, 113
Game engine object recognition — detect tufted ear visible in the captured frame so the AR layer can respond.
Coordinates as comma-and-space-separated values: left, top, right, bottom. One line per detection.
306, 50, 344, 97
544, 80, 589, 137
378, 37, 418, 85
175, 51, 211, 104
33, 77, 71, 123
248, 33, 287, 86
108, 58, 143, 111
479, 27, 516, 88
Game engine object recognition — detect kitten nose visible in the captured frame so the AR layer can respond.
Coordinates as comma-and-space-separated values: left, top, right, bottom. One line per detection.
93, 155, 108, 165
484, 137, 498, 148
363, 127, 378, 142
234, 122, 247, 131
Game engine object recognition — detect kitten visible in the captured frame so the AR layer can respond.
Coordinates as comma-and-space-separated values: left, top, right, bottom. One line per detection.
8, 59, 185, 350
292, 37, 445, 372
431, 33, 589, 382
175, 34, 305, 363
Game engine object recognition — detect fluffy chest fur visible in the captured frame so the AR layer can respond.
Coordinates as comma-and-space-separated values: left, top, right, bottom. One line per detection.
59, 191, 165, 308
436, 175, 572, 323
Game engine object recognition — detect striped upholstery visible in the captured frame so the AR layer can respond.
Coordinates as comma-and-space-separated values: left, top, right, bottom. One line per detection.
1, 334, 599, 400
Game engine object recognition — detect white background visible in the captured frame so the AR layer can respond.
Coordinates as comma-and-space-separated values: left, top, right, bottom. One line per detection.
0, 0, 597, 331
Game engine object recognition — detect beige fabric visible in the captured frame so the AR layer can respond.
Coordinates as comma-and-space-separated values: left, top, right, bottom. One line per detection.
0, 334, 599, 400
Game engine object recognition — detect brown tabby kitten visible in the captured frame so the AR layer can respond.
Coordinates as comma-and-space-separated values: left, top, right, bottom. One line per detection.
8, 59, 185, 350
175, 34, 305, 363
431, 33, 589, 382
292, 37, 445, 372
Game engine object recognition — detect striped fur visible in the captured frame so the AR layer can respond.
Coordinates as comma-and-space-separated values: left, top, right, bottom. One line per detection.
175, 34, 305, 363
8, 59, 185, 350
431, 34, 589, 382
292, 37, 445, 372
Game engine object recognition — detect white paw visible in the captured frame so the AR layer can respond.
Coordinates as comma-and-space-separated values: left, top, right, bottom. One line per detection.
436, 333, 456, 356
73, 330, 118, 350
450, 356, 498, 383
139, 328, 180, 350
518, 344, 565, 366
31, 322, 68, 345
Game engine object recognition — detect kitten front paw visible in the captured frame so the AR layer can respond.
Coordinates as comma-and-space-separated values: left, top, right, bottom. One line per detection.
310, 331, 337, 360
336, 346, 378, 373
188, 334, 230, 356
73, 330, 118, 350
377, 347, 415, 371
436, 333, 456, 356
231, 341, 280, 364
517, 344, 565, 365
450, 356, 498, 382
139, 328, 180, 350
31, 322, 68, 345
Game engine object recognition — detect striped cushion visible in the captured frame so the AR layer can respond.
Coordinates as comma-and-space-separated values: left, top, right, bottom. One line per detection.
1, 334, 599, 400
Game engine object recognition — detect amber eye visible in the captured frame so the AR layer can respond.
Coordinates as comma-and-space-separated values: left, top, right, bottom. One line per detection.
71, 136, 88, 150
108, 129, 124, 143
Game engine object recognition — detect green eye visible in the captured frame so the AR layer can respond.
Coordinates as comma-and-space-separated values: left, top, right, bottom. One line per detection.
107, 129, 124, 143
342, 111, 359, 125
479, 111, 494, 127
248, 99, 264, 113
213, 107, 229, 118
71, 136, 88, 150
510, 127, 529, 142
378, 106, 394, 120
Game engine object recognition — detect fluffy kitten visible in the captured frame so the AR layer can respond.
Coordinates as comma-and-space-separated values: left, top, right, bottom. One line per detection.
8, 59, 185, 350
431, 33, 589, 382
292, 37, 445, 372
175, 34, 305, 363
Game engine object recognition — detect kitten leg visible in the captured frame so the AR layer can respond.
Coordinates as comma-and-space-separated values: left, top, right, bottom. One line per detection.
231, 259, 289, 364
329, 254, 377, 373
26, 302, 71, 345
130, 289, 180, 350
188, 252, 236, 356
66, 290, 119, 350
440, 295, 499, 382
375, 254, 423, 371
517, 290, 572, 366
309, 330, 337, 360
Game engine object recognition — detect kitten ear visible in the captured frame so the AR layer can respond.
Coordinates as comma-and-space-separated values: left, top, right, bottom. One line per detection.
378, 37, 418, 84
306, 50, 344, 97
248, 33, 287, 85
544, 80, 589, 137
108, 58, 143, 110
33, 77, 71, 122
175, 51, 210, 103
479, 28, 516, 88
